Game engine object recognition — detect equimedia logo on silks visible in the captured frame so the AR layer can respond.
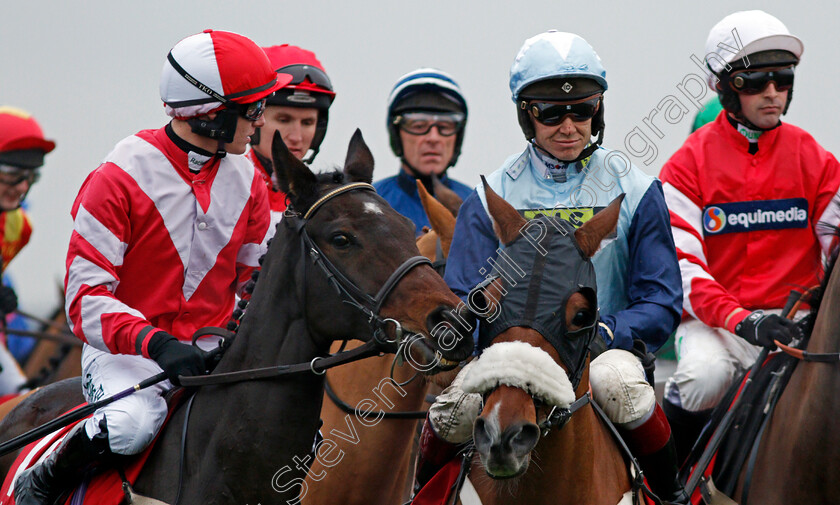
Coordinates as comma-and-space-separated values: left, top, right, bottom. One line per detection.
702, 198, 809, 235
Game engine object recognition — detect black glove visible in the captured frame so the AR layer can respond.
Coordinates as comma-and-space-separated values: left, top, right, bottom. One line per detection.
147, 331, 207, 386
629, 338, 656, 385
0, 285, 18, 317
734, 310, 800, 349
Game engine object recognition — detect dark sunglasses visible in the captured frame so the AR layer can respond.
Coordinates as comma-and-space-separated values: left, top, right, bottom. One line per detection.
393, 112, 465, 136
236, 98, 267, 121
276, 64, 333, 90
526, 95, 601, 125
729, 66, 795, 95
0, 165, 40, 186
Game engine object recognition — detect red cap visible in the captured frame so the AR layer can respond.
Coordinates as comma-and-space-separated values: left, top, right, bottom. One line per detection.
0, 106, 56, 154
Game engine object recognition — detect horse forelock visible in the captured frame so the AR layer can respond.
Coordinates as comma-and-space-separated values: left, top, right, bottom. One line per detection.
462, 341, 575, 408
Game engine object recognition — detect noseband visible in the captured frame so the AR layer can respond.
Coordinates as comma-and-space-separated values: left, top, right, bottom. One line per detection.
286, 183, 432, 344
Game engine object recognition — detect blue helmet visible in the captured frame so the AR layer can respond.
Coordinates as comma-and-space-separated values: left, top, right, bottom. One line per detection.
510, 31, 607, 154
387, 68, 468, 167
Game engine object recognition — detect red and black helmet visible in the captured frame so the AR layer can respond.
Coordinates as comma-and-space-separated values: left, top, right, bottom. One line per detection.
262, 45, 336, 161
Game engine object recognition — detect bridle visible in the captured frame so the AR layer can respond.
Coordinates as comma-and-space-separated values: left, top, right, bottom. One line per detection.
288, 182, 433, 345
178, 182, 435, 387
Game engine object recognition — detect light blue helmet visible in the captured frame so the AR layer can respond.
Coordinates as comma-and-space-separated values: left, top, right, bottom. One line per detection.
510, 31, 608, 158
510, 30, 607, 103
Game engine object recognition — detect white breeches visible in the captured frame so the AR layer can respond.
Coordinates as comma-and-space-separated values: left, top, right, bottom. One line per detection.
80, 338, 218, 455
663, 310, 806, 413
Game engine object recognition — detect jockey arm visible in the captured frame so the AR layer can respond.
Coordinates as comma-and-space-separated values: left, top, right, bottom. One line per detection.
444, 190, 498, 303
445, 185, 682, 354
602, 181, 682, 353
64, 166, 162, 357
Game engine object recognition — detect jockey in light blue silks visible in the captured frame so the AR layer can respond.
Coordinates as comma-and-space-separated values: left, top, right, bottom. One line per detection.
412, 31, 688, 505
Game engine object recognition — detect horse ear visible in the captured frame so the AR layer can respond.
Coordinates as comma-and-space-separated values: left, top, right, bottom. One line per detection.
343, 129, 374, 183
574, 194, 624, 258
417, 180, 456, 257
482, 176, 526, 245
272, 130, 319, 212
431, 174, 464, 217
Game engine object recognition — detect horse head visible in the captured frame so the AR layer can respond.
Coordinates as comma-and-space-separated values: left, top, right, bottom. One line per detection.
462, 178, 622, 479
264, 129, 473, 368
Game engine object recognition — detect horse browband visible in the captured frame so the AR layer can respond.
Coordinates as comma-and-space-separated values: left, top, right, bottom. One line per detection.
303, 182, 375, 220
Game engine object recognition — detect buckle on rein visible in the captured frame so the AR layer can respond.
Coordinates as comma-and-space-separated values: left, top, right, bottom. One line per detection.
539, 391, 592, 437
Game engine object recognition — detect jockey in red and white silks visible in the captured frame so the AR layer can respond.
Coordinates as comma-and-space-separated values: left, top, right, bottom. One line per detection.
65, 126, 269, 454
660, 112, 840, 413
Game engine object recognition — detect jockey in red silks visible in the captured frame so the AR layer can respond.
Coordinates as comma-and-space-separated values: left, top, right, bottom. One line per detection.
246, 43, 336, 233
14, 30, 284, 505
660, 10, 840, 461
0, 107, 55, 396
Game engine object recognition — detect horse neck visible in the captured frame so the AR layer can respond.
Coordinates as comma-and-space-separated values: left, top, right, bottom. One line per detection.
181, 229, 329, 501
810, 261, 840, 354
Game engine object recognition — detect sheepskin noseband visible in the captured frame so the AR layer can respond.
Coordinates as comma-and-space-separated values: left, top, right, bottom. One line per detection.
461, 341, 575, 408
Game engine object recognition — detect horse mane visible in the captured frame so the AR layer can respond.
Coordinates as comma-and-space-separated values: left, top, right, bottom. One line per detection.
806, 220, 840, 333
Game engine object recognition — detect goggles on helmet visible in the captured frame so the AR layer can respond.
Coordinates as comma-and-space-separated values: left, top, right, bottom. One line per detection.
0, 164, 40, 186
278, 64, 333, 90
729, 66, 795, 95
393, 111, 465, 136
236, 98, 268, 121
525, 94, 602, 126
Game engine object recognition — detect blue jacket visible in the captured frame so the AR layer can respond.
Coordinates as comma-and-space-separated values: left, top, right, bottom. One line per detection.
444, 145, 682, 352
373, 169, 473, 235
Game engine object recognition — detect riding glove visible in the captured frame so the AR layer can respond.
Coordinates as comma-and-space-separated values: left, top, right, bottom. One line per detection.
147, 331, 207, 385
0, 285, 18, 318
734, 310, 800, 349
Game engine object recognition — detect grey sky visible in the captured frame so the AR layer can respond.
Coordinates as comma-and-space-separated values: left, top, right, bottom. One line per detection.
3, 0, 838, 317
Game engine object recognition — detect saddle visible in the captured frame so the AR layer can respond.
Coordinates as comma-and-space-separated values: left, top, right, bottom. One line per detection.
0, 390, 187, 505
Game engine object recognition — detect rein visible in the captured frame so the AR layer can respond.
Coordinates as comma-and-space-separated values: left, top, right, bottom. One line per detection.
775, 341, 840, 362
178, 338, 382, 386
323, 377, 427, 420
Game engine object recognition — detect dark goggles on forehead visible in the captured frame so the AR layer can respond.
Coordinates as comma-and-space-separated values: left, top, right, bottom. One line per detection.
0, 165, 40, 185
729, 66, 795, 95
234, 98, 267, 121
393, 111, 465, 136
277, 64, 333, 90
525, 94, 602, 125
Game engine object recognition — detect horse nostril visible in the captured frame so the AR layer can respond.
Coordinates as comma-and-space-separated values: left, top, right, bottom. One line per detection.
505, 422, 540, 457
426, 306, 470, 356
473, 417, 491, 453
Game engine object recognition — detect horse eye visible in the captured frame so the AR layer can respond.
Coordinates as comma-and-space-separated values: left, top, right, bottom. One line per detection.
571, 310, 594, 327
330, 233, 352, 248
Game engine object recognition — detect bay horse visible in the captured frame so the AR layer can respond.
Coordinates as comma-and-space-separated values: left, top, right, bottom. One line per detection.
460, 180, 635, 505
714, 244, 840, 504
0, 130, 473, 504
302, 179, 462, 505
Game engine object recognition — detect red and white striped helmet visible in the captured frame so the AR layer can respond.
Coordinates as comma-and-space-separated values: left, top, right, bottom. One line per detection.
160, 30, 290, 119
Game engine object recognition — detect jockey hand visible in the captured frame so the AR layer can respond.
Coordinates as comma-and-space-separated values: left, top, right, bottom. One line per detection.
147, 331, 208, 386
0, 285, 18, 318
734, 310, 801, 350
